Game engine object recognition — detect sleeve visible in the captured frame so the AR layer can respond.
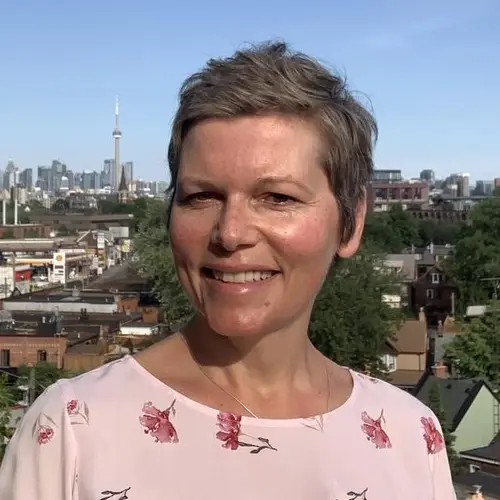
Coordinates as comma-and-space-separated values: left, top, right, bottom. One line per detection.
0, 381, 78, 500
429, 418, 458, 500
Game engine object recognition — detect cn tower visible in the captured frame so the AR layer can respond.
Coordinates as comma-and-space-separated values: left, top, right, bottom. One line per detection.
113, 96, 122, 191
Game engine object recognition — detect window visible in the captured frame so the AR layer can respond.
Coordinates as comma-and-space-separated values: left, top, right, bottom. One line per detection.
0, 349, 10, 367
426, 289, 435, 299
37, 350, 48, 363
381, 354, 397, 372
431, 273, 441, 284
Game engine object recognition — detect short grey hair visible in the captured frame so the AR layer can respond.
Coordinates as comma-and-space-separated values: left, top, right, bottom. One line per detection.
167, 41, 377, 243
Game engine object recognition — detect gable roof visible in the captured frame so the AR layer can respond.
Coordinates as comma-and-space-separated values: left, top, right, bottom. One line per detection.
462, 432, 500, 463
418, 250, 436, 267
391, 320, 427, 354
383, 254, 416, 281
415, 376, 495, 432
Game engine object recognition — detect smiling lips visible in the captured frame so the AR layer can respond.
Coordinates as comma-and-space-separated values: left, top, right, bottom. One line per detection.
204, 268, 278, 284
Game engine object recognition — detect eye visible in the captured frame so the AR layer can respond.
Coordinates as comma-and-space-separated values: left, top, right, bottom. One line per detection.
265, 193, 298, 205
179, 192, 217, 205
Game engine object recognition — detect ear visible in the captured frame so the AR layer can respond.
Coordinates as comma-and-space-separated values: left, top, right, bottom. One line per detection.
337, 198, 367, 259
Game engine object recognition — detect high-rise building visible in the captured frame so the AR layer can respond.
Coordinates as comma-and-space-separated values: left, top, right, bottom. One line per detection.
3, 160, 19, 190
102, 159, 114, 187
372, 169, 403, 183
419, 169, 435, 184
20, 168, 33, 190
113, 97, 122, 191
123, 161, 133, 186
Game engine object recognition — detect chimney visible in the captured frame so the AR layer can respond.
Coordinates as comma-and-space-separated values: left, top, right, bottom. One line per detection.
2, 199, 6, 225
432, 360, 448, 379
418, 307, 426, 323
430, 242, 434, 255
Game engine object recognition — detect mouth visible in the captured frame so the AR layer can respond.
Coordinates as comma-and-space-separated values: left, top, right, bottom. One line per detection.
201, 267, 279, 284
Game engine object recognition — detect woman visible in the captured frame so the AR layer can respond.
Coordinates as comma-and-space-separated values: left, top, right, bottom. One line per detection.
0, 42, 456, 499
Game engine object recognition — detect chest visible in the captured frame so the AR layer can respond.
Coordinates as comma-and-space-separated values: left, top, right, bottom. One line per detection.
74, 418, 434, 500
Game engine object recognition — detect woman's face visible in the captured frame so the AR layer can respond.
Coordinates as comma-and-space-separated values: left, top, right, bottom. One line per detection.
169, 115, 365, 338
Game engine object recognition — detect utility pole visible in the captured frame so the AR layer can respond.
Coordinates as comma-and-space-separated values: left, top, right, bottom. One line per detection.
28, 368, 36, 406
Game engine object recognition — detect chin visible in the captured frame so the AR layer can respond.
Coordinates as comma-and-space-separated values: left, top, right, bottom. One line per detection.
204, 309, 273, 339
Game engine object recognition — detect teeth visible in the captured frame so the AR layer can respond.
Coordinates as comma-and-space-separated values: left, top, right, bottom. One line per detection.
212, 270, 274, 283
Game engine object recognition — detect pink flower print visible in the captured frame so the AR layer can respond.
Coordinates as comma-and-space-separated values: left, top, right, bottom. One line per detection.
216, 412, 242, 450
32, 413, 57, 445
37, 425, 54, 444
66, 399, 90, 425
139, 400, 178, 443
67, 400, 78, 415
215, 411, 277, 453
421, 416, 445, 454
361, 410, 392, 449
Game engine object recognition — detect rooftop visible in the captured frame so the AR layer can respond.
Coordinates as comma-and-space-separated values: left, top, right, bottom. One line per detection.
415, 376, 494, 431
88, 261, 153, 293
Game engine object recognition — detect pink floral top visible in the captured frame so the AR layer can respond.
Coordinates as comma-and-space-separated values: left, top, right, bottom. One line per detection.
0, 355, 456, 500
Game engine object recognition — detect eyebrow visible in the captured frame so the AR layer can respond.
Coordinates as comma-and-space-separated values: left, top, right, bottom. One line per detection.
255, 175, 314, 196
178, 174, 314, 196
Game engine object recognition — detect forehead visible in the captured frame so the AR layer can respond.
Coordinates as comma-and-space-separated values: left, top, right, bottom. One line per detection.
178, 115, 324, 183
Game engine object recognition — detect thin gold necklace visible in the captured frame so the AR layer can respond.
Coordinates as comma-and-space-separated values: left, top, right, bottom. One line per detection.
180, 334, 331, 419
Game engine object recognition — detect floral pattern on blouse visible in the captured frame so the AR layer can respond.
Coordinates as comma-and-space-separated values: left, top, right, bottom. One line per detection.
139, 400, 178, 443
32, 413, 57, 445
67, 399, 90, 425
99, 487, 131, 500
421, 416, 445, 454
336, 488, 369, 499
361, 410, 392, 449
216, 411, 277, 453
302, 414, 325, 432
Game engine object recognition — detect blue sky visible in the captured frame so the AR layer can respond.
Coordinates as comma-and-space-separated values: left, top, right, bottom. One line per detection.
1, 0, 499, 182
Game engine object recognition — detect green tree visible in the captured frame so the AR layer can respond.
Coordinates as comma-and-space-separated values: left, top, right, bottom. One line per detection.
444, 304, 500, 388
427, 383, 462, 477
309, 245, 404, 374
14, 363, 73, 401
363, 211, 404, 253
386, 203, 419, 249
417, 219, 461, 247
448, 198, 500, 309
133, 201, 192, 329
0, 375, 16, 463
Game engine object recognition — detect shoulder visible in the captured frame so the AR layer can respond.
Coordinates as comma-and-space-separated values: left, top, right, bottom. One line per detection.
351, 370, 436, 420
58, 354, 140, 404
15, 357, 134, 433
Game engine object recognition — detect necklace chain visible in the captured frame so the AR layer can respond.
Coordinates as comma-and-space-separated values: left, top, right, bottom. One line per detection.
180, 334, 331, 419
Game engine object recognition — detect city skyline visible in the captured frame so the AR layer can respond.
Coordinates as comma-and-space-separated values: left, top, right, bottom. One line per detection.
1, 0, 500, 179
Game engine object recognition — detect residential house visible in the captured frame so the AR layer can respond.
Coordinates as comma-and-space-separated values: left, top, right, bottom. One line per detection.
461, 433, 500, 476
415, 375, 500, 453
412, 251, 458, 326
383, 312, 428, 391
428, 315, 462, 366
381, 253, 417, 308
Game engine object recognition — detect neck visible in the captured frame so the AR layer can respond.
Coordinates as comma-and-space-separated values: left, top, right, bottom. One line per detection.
182, 314, 322, 392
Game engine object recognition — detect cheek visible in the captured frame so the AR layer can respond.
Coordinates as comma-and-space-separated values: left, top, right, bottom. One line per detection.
169, 209, 211, 264
272, 213, 339, 274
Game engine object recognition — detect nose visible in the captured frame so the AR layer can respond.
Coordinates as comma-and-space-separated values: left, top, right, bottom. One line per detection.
211, 198, 259, 252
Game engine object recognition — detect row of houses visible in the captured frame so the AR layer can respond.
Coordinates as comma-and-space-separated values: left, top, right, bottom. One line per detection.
0, 262, 163, 375
381, 302, 500, 497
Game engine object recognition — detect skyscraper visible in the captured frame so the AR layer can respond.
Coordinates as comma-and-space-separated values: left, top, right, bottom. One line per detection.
113, 97, 122, 191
